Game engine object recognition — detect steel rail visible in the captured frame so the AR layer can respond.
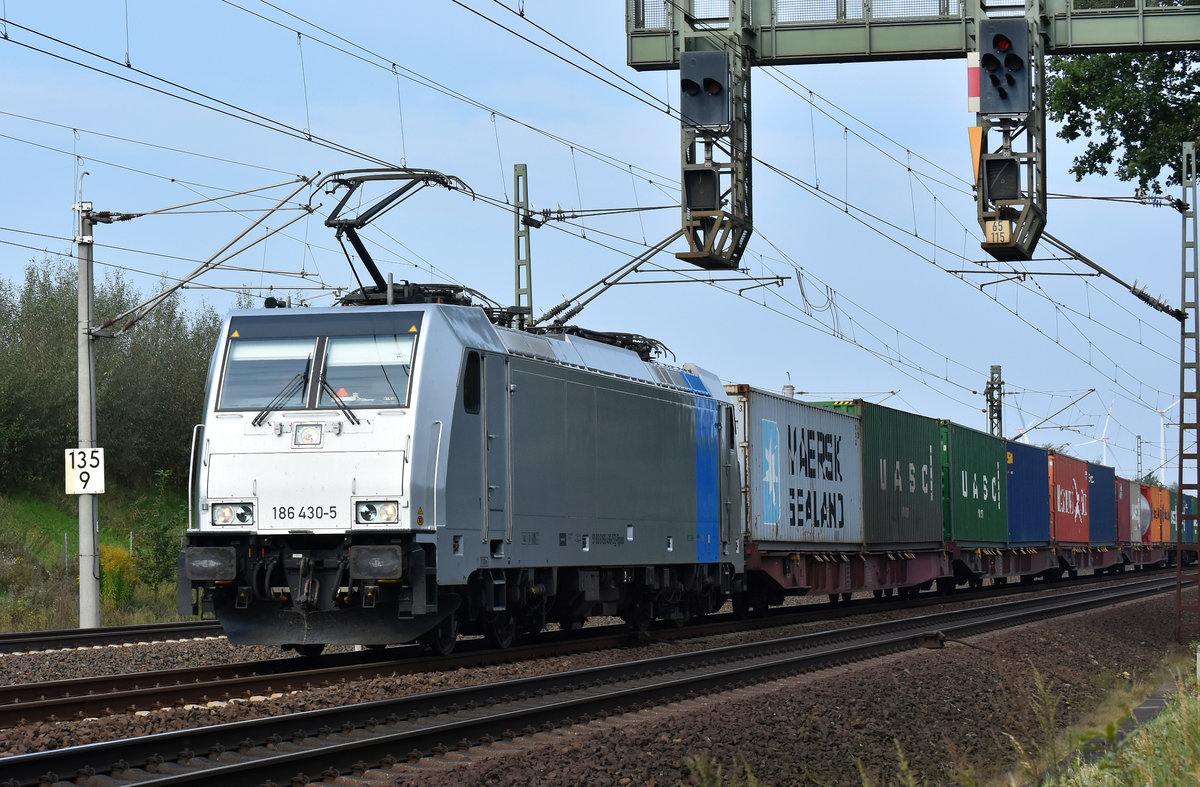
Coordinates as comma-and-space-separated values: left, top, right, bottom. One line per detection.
0, 621, 224, 653
0, 576, 1174, 787
0, 569, 1165, 725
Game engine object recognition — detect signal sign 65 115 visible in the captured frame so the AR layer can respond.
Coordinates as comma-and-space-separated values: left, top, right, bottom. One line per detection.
65, 448, 105, 494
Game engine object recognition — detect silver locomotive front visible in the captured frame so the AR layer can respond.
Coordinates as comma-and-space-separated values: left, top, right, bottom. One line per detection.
178, 306, 451, 649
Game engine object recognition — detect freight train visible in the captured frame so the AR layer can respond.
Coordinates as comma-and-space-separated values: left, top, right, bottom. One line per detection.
177, 284, 1188, 654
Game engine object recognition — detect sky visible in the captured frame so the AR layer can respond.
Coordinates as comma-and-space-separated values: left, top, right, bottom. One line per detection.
0, 1, 1188, 481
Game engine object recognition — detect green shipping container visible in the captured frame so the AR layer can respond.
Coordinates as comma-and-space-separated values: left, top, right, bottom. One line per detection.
1170, 489, 1180, 543
816, 400, 943, 548
939, 421, 1008, 546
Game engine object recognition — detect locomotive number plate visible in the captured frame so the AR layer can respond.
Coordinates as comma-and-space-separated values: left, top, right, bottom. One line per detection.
272, 505, 338, 521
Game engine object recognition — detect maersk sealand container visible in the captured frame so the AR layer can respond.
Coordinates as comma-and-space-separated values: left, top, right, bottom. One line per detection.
1006, 440, 1052, 546
940, 421, 1007, 546
1087, 462, 1117, 546
815, 400, 943, 549
727, 385, 866, 549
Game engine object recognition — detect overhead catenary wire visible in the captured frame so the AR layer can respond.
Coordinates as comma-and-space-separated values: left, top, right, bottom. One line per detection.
0, 5, 1178, 466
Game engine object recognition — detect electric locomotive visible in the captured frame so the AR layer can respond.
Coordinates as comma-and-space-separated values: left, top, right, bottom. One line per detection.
178, 285, 742, 654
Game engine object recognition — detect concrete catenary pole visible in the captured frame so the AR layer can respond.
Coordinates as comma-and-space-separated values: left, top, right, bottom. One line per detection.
75, 195, 101, 628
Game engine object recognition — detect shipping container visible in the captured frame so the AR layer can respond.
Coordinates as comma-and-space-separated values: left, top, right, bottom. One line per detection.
814, 400, 943, 548
940, 421, 1007, 546
1087, 463, 1116, 546
727, 386, 865, 548
1142, 485, 1170, 544
1171, 490, 1180, 543
1006, 441, 1051, 546
1139, 485, 1154, 545
1115, 476, 1132, 544
1185, 494, 1198, 544
1048, 451, 1090, 545
1130, 478, 1145, 544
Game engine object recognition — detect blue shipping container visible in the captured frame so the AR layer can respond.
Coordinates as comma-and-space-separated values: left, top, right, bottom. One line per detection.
1087, 462, 1117, 546
1006, 441, 1051, 545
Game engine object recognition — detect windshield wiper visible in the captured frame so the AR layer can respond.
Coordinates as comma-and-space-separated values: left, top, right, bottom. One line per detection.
252, 369, 308, 427
320, 375, 362, 425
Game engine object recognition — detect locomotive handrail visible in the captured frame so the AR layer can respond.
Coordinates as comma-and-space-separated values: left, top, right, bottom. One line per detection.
431, 420, 443, 529
187, 423, 203, 531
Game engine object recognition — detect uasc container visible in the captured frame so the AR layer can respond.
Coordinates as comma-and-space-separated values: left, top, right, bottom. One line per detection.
816, 400, 943, 549
1006, 441, 1051, 546
940, 421, 1007, 546
727, 385, 865, 549
1048, 451, 1090, 545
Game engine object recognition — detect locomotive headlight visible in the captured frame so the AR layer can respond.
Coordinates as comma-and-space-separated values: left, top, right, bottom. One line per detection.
212, 503, 255, 526
356, 500, 399, 524
293, 423, 323, 446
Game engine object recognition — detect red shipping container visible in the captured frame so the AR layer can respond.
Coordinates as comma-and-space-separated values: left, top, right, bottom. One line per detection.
1048, 451, 1090, 545
1115, 477, 1132, 544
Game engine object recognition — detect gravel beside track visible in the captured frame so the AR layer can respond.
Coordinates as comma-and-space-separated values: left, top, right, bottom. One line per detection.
381, 595, 1176, 786
0, 591, 1178, 784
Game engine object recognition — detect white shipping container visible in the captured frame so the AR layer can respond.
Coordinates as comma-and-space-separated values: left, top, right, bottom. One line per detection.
727, 385, 865, 548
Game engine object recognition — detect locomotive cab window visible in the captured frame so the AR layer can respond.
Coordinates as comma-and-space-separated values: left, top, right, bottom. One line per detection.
462, 351, 481, 414
319, 334, 415, 409
218, 338, 315, 410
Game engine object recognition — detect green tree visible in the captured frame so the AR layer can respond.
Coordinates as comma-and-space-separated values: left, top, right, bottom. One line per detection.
1046, 51, 1200, 194
131, 470, 186, 597
0, 257, 221, 493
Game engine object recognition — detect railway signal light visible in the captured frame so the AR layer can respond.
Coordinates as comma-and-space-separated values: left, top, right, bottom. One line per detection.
983, 156, 1021, 202
680, 50, 732, 128
683, 167, 721, 211
978, 19, 1031, 115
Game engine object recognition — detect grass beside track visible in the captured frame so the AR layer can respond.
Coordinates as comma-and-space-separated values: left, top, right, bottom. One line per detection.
1048, 658, 1200, 786
0, 493, 182, 631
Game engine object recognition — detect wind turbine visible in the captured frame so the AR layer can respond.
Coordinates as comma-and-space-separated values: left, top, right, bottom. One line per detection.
1075, 398, 1114, 466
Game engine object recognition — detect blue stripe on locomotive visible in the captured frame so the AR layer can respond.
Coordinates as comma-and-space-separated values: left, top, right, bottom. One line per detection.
1087, 462, 1117, 546
682, 371, 720, 563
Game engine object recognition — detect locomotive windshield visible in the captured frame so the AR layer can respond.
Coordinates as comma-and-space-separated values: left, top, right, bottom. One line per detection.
216, 312, 421, 413
218, 338, 314, 410
318, 334, 414, 408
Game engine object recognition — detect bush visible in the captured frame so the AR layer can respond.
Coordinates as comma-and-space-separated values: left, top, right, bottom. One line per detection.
99, 543, 136, 608
131, 470, 187, 599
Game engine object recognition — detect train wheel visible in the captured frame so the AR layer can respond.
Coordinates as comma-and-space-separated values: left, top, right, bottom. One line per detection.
421, 613, 459, 657
484, 611, 516, 649
289, 643, 325, 657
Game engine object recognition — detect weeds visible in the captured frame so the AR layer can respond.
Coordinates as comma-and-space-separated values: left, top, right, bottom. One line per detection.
686, 751, 762, 786
0, 491, 184, 631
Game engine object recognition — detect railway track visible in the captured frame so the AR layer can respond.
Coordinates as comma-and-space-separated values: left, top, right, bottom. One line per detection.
0, 621, 224, 653
0, 575, 1174, 787
0, 569, 1152, 727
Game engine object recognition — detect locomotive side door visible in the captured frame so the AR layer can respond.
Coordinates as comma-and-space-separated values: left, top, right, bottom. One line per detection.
482, 353, 511, 549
